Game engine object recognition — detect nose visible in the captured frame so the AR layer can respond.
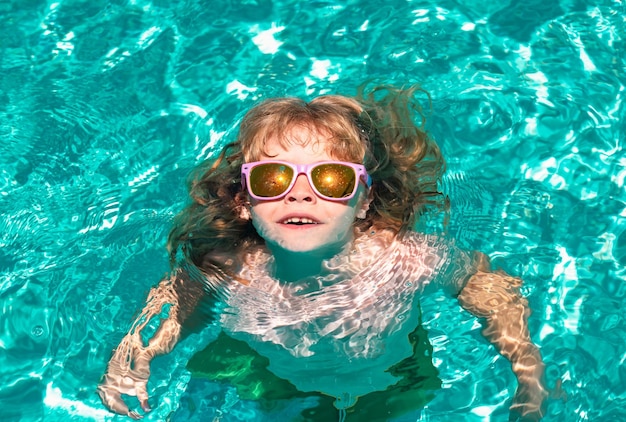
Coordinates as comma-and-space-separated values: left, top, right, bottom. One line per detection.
285, 174, 316, 203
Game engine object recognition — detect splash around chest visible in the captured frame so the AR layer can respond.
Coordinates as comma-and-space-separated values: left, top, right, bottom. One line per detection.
220, 230, 445, 359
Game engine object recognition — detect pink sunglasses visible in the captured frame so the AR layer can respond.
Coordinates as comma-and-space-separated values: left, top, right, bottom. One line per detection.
241, 160, 372, 201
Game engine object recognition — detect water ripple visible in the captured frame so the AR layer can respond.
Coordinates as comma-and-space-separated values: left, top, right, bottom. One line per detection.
0, 0, 624, 420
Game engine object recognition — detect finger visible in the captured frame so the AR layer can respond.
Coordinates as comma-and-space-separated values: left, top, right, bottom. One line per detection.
140, 399, 152, 413
509, 403, 542, 422
97, 384, 131, 416
550, 379, 567, 400
135, 381, 151, 412
128, 410, 144, 420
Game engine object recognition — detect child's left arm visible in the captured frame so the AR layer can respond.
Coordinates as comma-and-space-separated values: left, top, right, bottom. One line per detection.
456, 252, 548, 421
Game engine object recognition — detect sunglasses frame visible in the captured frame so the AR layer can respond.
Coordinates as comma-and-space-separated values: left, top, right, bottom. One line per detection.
241, 160, 372, 201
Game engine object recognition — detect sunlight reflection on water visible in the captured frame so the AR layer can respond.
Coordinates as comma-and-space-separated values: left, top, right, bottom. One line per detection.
0, 0, 624, 421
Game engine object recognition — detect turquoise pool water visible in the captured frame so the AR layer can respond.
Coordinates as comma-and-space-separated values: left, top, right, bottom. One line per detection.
1, 0, 624, 420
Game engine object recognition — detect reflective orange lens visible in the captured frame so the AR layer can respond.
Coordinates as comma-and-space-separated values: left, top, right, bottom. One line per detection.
249, 163, 294, 198
311, 164, 356, 198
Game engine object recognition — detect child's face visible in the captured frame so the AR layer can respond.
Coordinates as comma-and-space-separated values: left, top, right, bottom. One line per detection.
248, 126, 369, 255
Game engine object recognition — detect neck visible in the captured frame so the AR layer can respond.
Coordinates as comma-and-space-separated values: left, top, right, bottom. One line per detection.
268, 243, 348, 282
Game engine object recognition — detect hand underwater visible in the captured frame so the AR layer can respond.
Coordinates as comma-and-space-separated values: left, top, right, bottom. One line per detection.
509, 378, 565, 421
508, 377, 548, 421
98, 275, 187, 418
97, 327, 161, 419
457, 253, 552, 421
98, 365, 152, 420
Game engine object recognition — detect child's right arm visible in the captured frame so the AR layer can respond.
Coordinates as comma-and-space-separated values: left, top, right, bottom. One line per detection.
98, 269, 209, 419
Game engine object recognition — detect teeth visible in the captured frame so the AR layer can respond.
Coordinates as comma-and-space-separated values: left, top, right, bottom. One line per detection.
283, 217, 317, 224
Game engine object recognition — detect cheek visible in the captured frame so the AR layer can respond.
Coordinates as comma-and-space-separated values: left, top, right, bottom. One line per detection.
327, 204, 359, 229
250, 207, 274, 240
249, 202, 285, 239
249, 203, 272, 224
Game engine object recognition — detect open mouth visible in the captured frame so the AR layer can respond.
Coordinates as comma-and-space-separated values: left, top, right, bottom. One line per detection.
280, 217, 320, 225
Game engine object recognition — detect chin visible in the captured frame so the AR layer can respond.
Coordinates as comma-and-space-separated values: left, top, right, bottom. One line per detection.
274, 238, 325, 253
253, 221, 352, 256
274, 234, 350, 256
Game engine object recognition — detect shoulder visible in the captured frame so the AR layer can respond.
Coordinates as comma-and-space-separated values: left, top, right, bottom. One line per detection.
394, 230, 450, 255
395, 231, 481, 293
354, 229, 449, 261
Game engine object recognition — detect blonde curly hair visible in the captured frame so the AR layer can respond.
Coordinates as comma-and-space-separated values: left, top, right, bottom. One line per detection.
167, 84, 445, 268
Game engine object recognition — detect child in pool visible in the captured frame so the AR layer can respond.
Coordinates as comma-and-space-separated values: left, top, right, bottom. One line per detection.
98, 85, 549, 420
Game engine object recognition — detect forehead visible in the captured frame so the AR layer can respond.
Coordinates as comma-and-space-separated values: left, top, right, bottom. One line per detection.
261, 125, 330, 157
246, 123, 364, 163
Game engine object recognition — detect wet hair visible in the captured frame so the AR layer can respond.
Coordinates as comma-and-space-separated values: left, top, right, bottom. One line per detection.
167, 84, 445, 268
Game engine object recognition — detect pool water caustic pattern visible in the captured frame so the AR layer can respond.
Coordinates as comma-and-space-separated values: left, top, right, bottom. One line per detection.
0, 0, 624, 420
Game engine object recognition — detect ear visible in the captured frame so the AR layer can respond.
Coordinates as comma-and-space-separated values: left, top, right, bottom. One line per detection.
239, 204, 251, 220
356, 189, 373, 219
